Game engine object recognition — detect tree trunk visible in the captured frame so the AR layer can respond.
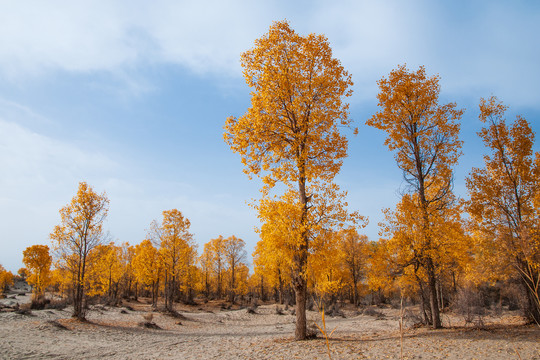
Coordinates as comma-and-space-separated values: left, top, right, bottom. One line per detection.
427, 261, 442, 328
294, 277, 307, 340
352, 275, 358, 306
278, 272, 284, 305
229, 264, 236, 303
520, 266, 540, 324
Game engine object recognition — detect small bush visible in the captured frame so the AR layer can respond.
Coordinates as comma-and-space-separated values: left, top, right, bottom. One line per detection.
47, 298, 69, 310
247, 307, 257, 314
452, 287, 486, 327
138, 321, 161, 329
31, 297, 50, 310
362, 307, 385, 318
16, 303, 33, 316
306, 321, 319, 339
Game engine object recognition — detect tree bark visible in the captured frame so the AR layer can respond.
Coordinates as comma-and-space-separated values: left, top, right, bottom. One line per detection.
294, 277, 307, 340
427, 260, 442, 328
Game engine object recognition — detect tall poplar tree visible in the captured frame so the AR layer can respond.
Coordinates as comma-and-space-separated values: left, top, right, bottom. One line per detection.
224, 20, 357, 339
50, 181, 109, 320
367, 65, 463, 328
466, 96, 540, 323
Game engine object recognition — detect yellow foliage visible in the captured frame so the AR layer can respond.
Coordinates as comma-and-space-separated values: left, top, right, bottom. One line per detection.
224, 20, 360, 339
224, 20, 354, 192
466, 96, 540, 321
22, 244, 52, 298
367, 65, 464, 328
0, 265, 14, 293
133, 239, 160, 287
49, 181, 109, 319
86, 243, 123, 297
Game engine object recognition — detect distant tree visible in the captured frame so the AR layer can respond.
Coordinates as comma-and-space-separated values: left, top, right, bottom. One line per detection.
207, 236, 226, 299
86, 243, 123, 300
466, 96, 540, 323
222, 235, 247, 303
22, 244, 52, 299
0, 265, 14, 293
338, 228, 369, 306
133, 239, 161, 308
199, 242, 214, 299
17, 267, 28, 281
225, 20, 358, 340
50, 181, 109, 320
157, 209, 195, 311
367, 64, 463, 328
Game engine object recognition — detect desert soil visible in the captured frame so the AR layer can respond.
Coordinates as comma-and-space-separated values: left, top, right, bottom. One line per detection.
0, 296, 538, 360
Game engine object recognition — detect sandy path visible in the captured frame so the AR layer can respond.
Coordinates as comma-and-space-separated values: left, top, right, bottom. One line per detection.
0, 303, 538, 359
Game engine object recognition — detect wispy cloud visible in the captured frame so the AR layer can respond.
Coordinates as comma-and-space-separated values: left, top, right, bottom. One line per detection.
1, 1, 538, 105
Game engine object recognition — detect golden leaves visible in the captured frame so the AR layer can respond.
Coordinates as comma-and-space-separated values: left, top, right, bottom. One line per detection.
224, 20, 354, 189
367, 64, 463, 201
22, 244, 52, 297
466, 96, 540, 272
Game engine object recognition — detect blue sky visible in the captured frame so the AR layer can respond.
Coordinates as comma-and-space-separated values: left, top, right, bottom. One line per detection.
1, 1, 539, 272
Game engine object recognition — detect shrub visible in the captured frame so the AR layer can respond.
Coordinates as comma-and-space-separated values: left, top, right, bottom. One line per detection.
452, 287, 486, 327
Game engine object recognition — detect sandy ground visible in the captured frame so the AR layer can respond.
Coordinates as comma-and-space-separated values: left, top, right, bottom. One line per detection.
0, 296, 538, 360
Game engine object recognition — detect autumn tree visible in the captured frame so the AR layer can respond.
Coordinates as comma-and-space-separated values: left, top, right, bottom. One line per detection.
22, 244, 52, 299
253, 223, 292, 304
466, 96, 540, 323
224, 20, 358, 340
120, 243, 137, 299
50, 181, 109, 320
17, 268, 28, 281
133, 239, 161, 307
367, 65, 463, 328
308, 230, 347, 302
0, 265, 14, 293
206, 236, 226, 299
222, 235, 247, 302
86, 243, 123, 300
338, 228, 369, 306
157, 209, 195, 311
199, 242, 214, 299
377, 194, 470, 322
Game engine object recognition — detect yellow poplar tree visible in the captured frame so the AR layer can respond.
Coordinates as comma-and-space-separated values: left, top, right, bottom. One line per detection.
253, 221, 292, 304
208, 236, 226, 299
224, 20, 358, 340
222, 235, 247, 303
199, 241, 214, 299
158, 209, 195, 311
367, 64, 463, 328
309, 230, 347, 300
466, 96, 540, 323
50, 181, 109, 320
0, 265, 14, 293
133, 239, 161, 308
22, 244, 52, 299
338, 228, 369, 306
86, 243, 123, 300
378, 194, 469, 322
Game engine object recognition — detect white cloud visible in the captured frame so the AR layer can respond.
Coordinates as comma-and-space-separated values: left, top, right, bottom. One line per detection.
0, 1, 538, 106
0, 112, 259, 271
0, 117, 119, 271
